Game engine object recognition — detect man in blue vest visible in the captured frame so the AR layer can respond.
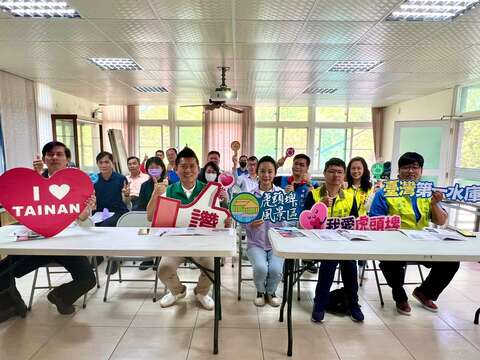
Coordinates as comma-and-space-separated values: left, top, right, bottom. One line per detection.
369, 152, 459, 315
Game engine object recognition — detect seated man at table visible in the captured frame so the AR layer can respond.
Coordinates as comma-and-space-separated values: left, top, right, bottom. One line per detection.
303, 158, 364, 323
369, 152, 459, 315
0, 141, 97, 323
126, 156, 149, 209
155, 147, 231, 310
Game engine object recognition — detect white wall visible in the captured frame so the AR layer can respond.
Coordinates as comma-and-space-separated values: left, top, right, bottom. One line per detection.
36, 83, 97, 150
382, 89, 455, 161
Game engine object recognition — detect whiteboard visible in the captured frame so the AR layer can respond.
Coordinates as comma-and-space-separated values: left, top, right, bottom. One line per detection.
108, 129, 129, 175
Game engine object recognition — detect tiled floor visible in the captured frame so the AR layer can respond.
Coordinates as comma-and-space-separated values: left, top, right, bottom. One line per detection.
1, 260, 480, 360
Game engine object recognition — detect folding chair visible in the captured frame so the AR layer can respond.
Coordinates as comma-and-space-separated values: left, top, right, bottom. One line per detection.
28, 219, 100, 310
236, 225, 254, 300
103, 211, 161, 302
359, 260, 425, 306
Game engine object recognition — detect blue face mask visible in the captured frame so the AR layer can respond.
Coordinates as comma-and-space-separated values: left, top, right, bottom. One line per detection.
148, 168, 163, 178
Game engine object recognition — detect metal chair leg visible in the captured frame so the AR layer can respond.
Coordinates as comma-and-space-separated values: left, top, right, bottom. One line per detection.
92, 256, 100, 288
153, 257, 160, 302
103, 260, 112, 302
28, 269, 39, 311
372, 260, 385, 307
296, 260, 301, 301
237, 239, 243, 300
46, 266, 52, 289
417, 265, 425, 282
117, 261, 122, 283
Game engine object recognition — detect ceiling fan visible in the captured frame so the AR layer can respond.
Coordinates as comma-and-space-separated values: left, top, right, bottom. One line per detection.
181, 66, 244, 114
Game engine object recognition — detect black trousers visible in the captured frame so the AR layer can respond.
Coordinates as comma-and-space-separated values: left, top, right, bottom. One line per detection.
379, 261, 460, 303
0, 255, 96, 305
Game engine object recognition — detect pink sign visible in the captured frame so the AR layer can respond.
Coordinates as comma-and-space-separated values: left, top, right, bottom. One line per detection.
152, 182, 230, 228
218, 171, 235, 189
0, 168, 94, 237
299, 202, 328, 229
285, 147, 295, 158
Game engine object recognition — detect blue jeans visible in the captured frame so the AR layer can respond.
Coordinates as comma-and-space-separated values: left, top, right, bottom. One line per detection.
313, 260, 359, 313
247, 247, 284, 295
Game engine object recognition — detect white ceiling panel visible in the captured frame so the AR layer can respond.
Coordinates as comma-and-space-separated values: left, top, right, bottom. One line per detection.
69, 0, 156, 19
287, 44, 351, 60
309, 0, 401, 21
148, 0, 232, 20
90, 20, 171, 42
396, 45, 470, 62
235, 0, 316, 20
0, 19, 108, 42
425, 22, 480, 46
176, 44, 233, 59
342, 45, 411, 61
117, 42, 176, 58
166, 20, 231, 43
0, 41, 69, 59
56, 42, 129, 58
236, 44, 292, 60
236, 21, 303, 43
297, 21, 374, 44
358, 21, 447, 45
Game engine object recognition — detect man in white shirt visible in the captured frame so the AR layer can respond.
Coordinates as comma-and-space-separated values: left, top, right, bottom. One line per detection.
233, 156, 258, 193
126, 156, 150, 209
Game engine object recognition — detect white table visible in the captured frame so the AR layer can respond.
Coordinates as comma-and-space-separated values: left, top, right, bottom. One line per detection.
269, 229, 480, 357
0, 225, 236, 355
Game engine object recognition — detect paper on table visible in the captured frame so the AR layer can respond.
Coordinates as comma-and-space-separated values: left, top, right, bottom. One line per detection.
337, 229, 373, 241
311, 229, 348, 241
400, 230, 441, 241
424, 228, 466, 241
273, 227, 307, 238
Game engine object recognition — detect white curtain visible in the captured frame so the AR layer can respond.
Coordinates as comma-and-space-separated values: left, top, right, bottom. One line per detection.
0, 71, 37, 168
203, 106, 254, 169
101, 105, 129, 153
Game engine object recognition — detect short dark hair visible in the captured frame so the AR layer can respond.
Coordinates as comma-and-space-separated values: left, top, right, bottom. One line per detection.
257, 155, 278, 174
239, 154, 248, 160
145, 156, 166, 181
127, 156, 140, 164
293, 154, 311, 167
398, 152, 424, 168
207, 150, 221, 158
155, 149, 164, 155
42, 141, 71, 160
96, 151, 113, 163
166, 148, 177, 155
347, 157, 372, 192
248, 156, 258, 162
176, 147, 199, 166
324, 157, 346, 171
199, 161, 221, 183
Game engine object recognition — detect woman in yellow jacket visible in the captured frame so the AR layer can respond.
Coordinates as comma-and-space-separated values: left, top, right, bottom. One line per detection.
344, 157, 373, 217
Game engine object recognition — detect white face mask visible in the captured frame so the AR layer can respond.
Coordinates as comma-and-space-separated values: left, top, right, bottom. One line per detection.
205, 173, 217, 182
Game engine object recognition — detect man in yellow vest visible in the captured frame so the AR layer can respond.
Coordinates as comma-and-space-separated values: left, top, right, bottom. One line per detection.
369, 152, 459, 315
304, 158, 364, 323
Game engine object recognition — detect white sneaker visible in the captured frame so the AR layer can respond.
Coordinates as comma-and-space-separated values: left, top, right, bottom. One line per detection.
267, 294, 281, 307
254, 292, 265, 307
195, 293, 214, 310
160, 287, 186, 308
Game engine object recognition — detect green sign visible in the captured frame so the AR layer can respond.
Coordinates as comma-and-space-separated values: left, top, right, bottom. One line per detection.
371, 163, 384, 179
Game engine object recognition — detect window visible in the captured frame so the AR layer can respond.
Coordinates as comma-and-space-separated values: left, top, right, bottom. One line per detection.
279, 107, 308, 122
255, 107, 277, 122
458, 85, 480, 114
456, 120, 480, 169
314, 128, 374, 171
316, 107, 347, 122
178, 126, 203, 161
139, 105, 168, 120
139, 125, 170, 158
255, 128, 282, 159
138, 105, 170, 157
77, 121, 101, 173
176, 107, 202, 121
348, 107, 372, 122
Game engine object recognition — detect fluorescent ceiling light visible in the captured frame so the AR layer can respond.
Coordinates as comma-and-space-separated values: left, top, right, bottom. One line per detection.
328, 61, 382, 73
134, 86, 168, 93
0, 0, 80, 18
88, 58, 142, 71
304, 88, 338, 94
387, 0, 479, 21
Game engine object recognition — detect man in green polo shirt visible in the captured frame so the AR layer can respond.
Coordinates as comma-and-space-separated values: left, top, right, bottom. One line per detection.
157, 147, 231, 310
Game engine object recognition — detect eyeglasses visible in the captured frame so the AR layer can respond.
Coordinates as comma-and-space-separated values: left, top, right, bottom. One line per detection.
399, 165, 421, 171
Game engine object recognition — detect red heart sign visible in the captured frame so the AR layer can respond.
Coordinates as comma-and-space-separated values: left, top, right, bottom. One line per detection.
218, 172, 235, 189
0, 168, 94, 237
299, 202, 328, 230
